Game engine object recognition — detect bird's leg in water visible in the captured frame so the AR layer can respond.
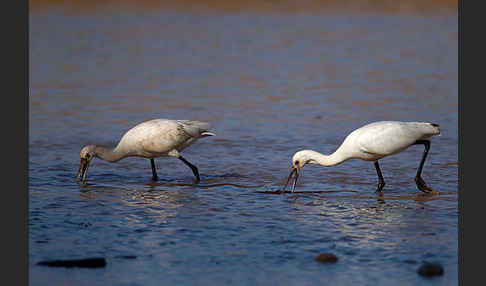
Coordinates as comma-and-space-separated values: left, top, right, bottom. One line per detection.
413, 140, 435, 193
374, 161, 386, 192
178, 156, 200, 183
150, 158, 158, 181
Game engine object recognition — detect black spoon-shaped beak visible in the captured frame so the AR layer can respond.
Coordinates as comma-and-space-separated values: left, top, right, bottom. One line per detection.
291, 168, 300, 193
75, 158, 90, 183
281, 167, 300, 193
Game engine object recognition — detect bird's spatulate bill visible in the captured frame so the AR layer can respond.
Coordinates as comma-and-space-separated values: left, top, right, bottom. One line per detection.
291, 170, 299, 192
76, 158, 89, 183
280, 167, 299, 193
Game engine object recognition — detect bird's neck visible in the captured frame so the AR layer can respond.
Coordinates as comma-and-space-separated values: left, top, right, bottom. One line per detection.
307, 149, 348, 167
94, 146, 125, 162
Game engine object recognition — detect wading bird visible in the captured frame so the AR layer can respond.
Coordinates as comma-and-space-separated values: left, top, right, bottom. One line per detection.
76, 119, 215, 183
281, 121, 441, 193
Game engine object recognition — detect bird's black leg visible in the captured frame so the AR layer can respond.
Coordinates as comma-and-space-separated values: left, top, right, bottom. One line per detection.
150, 158, 158, 181
178, 156, 200, 183
413, 140, 435, 193
374, 161, 386, 193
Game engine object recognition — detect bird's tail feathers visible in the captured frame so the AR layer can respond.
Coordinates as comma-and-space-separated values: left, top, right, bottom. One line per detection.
429, 123, 441, 136
201, 132, 216, 137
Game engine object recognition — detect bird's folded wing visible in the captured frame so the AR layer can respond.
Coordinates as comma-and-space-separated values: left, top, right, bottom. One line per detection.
356, 124, 418, 156
135, 121, 190, 154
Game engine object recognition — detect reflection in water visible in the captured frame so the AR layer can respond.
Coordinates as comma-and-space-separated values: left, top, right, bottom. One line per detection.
283, 190, 456, 259
76, 180, 264, 225
78, 184, 189, 223
123, 189, 185, 223
145, 181, 265, 190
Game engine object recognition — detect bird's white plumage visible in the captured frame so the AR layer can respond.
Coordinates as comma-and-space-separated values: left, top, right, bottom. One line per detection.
342, 121, 441, 161
114, 119, 213, 158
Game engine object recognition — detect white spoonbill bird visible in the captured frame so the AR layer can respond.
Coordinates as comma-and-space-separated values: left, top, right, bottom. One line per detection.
281, 121, 441, 193
75, 119, 215, 183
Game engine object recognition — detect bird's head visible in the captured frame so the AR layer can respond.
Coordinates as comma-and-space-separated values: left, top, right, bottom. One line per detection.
76, 145, 96, 183
292, 150, 317, 171
282, 150, 319, 193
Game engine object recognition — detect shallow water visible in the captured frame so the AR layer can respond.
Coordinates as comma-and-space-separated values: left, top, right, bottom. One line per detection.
30, 4, 458, 285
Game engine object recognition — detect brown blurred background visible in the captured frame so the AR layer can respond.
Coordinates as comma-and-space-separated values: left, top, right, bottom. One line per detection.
30, 0, 457, 14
